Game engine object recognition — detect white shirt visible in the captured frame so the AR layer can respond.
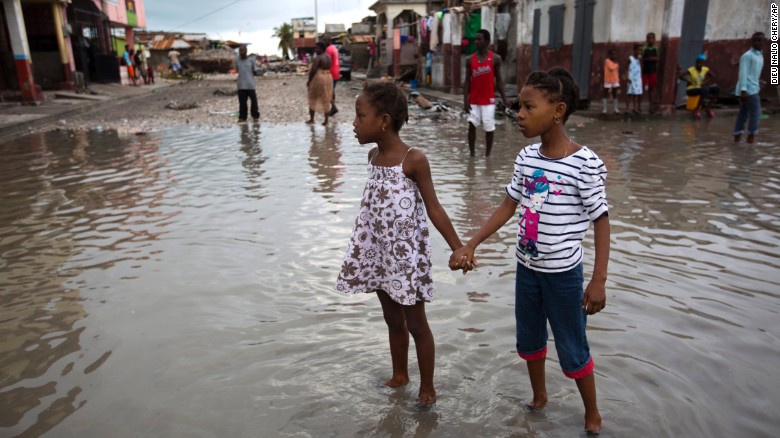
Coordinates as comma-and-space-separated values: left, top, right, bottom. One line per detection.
505, 144, 609, 272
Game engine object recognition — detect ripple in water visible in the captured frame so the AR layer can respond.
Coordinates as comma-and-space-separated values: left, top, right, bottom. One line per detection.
1, 116, 779, 436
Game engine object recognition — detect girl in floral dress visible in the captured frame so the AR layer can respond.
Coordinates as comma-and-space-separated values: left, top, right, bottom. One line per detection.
336, 81, 463, 407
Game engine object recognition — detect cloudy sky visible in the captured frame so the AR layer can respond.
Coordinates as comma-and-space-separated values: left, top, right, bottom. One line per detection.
145, 0, 376, 56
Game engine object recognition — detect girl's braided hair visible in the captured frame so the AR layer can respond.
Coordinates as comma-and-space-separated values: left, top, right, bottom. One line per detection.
524, 68, 580, 123
362, 81, 409, 132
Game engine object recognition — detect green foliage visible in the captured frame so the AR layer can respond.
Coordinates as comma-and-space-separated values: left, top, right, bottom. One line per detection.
273, 22, 294, 60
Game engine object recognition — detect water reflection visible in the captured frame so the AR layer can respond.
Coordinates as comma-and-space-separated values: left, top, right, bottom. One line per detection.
238, 123, 267, 197
0, 129, 176, 435
307, 124, 344, 196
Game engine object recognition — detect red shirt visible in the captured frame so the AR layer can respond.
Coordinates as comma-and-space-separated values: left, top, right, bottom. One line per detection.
468, 52, 495, 105
326, 45, 340, 81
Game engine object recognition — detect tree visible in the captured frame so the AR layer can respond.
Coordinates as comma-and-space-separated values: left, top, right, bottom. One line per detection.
273, 22, 294, 60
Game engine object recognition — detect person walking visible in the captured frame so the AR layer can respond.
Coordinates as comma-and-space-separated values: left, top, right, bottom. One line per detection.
325, 40, 341, 116
234, 45, 259, 123
733, 32, 766, 143
463, 29, 510, 157
306, 42, 333, 126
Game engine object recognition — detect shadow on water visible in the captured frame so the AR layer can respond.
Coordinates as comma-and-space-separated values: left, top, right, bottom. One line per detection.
0, 113, 779, 436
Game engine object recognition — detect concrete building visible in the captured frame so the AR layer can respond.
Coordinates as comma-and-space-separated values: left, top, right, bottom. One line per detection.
135, 31, 210, 70
368, 0, 772, 112
292, 17, 317, 59
370, 0, 442, 78
0, 0, 146, 103
517, 0, 772, 110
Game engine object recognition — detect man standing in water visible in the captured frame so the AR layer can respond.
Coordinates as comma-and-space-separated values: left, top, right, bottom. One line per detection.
733, 32, 765, 144
463, 29, 509, 157
234, 45, 259, 123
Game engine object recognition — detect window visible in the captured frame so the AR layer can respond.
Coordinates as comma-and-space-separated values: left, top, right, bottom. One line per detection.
548, 5, 565, 49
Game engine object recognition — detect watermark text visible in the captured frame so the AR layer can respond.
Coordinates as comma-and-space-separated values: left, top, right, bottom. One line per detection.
772, 3, 778, 84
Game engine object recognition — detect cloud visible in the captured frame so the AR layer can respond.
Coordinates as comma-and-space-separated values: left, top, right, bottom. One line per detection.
145, 0, 376, 56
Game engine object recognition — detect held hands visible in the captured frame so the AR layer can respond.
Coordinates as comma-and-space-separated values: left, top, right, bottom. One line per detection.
582, 279, 607, 315
449, 246, 477, 274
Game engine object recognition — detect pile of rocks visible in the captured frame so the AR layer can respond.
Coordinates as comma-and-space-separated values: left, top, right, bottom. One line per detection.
187, 48, 236, 73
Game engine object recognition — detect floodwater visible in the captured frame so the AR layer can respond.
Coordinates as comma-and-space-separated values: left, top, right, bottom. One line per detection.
1, 113, 779, 438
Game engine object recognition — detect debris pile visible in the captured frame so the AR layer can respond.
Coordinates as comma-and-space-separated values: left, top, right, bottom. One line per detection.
256, 61, 309, 76
187, 48, 236, 73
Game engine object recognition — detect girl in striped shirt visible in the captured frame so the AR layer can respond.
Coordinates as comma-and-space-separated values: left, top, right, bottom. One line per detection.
450, 68, 610, 435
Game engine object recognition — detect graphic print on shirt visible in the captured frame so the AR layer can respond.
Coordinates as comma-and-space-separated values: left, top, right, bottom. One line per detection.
518, 169, 563, 257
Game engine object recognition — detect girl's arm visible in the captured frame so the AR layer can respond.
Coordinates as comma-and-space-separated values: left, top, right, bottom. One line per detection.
450, 195, 518, 269
405, 149, 462, 251
582, 214, 610, 315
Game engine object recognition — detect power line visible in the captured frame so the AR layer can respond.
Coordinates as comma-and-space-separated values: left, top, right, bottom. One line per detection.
171, 0, 244, 31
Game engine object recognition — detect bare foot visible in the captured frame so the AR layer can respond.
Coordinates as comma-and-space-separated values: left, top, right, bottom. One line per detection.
584, 411, 602, 435
384, 376, 409, 388
525, 393, 547, 411
417, 388, 437, 407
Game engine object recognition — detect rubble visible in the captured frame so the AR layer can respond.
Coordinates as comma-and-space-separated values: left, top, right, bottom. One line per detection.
186, 48, 236, 73
32, 73, 468, 134
256, 60, 309, 76
166, 101, 199, 110
47, 74, 352, 132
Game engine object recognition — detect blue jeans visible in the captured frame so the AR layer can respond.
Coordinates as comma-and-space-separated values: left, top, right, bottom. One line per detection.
515, 263, 594, 379
733, 93, 761, 136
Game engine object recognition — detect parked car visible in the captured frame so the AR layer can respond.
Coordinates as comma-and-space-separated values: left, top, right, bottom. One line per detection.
334, 44, 352, 81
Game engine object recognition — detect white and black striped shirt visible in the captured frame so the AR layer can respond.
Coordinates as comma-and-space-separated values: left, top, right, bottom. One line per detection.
504, 144, 608, 272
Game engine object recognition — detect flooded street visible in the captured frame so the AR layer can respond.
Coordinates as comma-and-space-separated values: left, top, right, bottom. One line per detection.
1, 114, 779, 437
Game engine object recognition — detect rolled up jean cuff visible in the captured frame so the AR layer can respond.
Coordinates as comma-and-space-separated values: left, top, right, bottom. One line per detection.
517, 346, 547, 362
563, 356, 594, 379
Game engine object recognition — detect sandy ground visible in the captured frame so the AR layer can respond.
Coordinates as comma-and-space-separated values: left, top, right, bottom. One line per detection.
60, 74, 370, 133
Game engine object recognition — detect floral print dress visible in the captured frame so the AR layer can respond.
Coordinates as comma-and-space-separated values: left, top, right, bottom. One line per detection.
336, 149, 433, 305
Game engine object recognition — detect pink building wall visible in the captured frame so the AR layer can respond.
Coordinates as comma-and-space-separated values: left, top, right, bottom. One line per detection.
91, 0, 146, 28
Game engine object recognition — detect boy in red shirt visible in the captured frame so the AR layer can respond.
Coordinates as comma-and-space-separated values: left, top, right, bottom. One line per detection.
463, 29, 509, 157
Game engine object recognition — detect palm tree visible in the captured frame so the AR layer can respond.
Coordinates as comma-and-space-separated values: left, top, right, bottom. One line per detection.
273, 23, 294, 60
